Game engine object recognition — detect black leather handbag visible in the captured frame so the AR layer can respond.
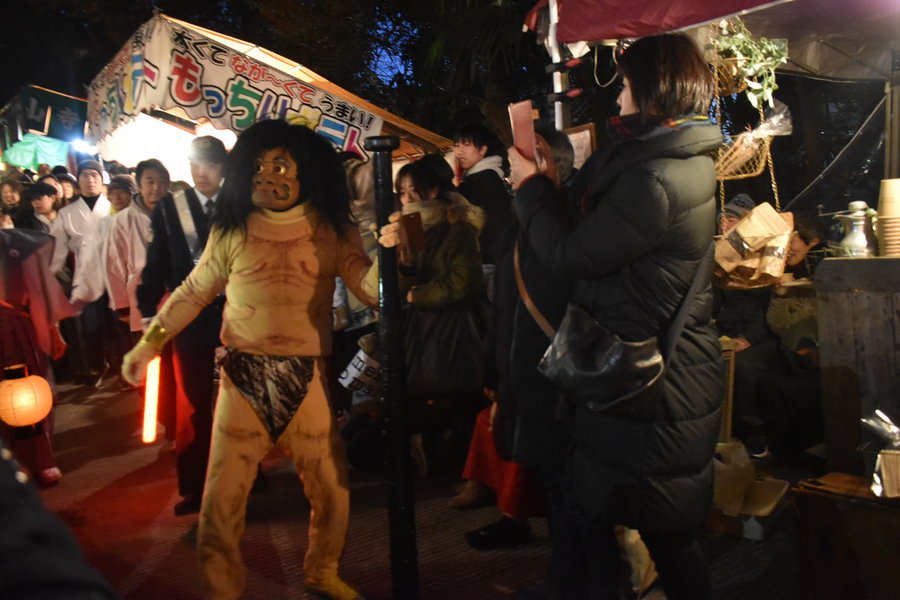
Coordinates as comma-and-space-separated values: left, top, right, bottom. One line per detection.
538, 303, 665, 416
518, 242, 713, 418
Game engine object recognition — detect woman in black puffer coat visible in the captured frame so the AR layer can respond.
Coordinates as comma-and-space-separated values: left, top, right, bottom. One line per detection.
509, 34, 724, 600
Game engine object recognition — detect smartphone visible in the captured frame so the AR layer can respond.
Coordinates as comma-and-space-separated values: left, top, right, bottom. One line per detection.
398, 211, 426, 256
508, 99, 537, 161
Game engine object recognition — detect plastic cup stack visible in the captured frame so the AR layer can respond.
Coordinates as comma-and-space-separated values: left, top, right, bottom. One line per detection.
877, 179, 900, 257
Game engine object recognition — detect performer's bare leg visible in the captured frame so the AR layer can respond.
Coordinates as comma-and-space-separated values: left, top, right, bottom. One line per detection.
277, 359, 350, 582
198, 371, 272, 600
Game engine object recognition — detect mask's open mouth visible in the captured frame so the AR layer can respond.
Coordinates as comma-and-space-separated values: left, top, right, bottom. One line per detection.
252, 181, 291, 202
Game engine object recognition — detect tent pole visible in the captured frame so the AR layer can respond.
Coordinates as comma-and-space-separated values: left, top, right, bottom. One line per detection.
363, 135, 419, 599
887, 51, 900, 179
548, 0, 571, 130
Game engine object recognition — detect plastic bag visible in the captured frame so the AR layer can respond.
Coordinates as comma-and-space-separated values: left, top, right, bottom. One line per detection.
861, 409, 900, 497
716, 100, 793, 180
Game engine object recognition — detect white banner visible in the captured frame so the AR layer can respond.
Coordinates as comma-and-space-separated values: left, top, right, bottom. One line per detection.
87, 16, 383, 158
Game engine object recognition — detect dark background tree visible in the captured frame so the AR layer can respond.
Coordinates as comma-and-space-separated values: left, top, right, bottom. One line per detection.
0, 0, 886, 216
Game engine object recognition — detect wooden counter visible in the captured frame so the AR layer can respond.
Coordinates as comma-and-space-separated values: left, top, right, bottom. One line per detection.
817, 257, 900, 474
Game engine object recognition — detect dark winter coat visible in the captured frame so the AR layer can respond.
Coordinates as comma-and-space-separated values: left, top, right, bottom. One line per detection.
458, 168, 512, 264
486, 214, 571, 471
137, 189, 213, 317
13, 211, 51, 235
402, 219, 484, 308
513, 120, 725, 534
713, 286, 773, 345
401, 216, 489, 418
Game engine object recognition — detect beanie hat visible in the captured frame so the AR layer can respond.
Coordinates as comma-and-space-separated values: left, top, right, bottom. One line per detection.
189, 136, 228, 164
76, 159, 104, 179
723, 193, 756, 219
107, 174, 138, 196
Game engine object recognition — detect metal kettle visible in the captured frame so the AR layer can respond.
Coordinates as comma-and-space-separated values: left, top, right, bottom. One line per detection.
835, 200, 875, 256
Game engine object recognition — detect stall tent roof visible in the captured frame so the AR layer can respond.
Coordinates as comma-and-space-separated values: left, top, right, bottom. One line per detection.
533, 0, 900, 81
92, 14, 451, 160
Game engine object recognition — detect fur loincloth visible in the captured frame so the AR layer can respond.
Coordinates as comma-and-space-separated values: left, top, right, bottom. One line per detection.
219, 348, 315, 441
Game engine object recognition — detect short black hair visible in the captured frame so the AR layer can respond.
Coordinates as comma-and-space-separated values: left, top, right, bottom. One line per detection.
135, 159, 170, 184
416, 154, 455, 193
214, 119, 352, 237
617, 33, 714, 119
29, 181, 58, 199
396, 161, 444, 202
451, 122, 503, 157
793, 211, 825, 245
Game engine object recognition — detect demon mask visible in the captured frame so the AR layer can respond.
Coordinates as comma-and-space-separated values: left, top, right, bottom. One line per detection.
251, 147, 301, 211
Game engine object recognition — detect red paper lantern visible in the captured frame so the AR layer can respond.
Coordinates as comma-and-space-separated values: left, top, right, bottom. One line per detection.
0, 364, 52, 427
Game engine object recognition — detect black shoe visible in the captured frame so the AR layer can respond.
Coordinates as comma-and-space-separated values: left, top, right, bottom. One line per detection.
465, 516, 530, 550
744, 429, 770, 459
174, 494, 202, 516
83, 364, 109, 388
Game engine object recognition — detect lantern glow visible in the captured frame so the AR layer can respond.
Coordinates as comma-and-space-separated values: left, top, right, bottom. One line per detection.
142, 356, 161, 444
0, 366, 52, 427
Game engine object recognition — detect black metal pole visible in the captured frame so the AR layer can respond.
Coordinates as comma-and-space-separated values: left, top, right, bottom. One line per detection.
363, 135, 418, 599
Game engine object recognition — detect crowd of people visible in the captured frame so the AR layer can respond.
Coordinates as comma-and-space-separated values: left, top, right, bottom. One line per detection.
0, 31, 826, 600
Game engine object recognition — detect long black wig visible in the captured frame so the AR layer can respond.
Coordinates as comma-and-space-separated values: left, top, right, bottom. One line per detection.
213, 119, 353, 237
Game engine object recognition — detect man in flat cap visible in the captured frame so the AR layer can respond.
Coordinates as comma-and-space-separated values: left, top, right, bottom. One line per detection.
138, 136, 227, 516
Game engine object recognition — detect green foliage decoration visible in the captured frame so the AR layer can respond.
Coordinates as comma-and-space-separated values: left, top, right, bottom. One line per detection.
712, 17, 788, 109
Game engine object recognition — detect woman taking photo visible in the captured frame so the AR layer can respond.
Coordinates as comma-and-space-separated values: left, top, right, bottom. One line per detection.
394, 161, 489, 471
509, 34, 724, 599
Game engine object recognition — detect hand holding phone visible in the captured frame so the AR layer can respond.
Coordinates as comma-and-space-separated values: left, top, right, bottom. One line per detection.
398, 211, 425, 264
508, 100, 536, 161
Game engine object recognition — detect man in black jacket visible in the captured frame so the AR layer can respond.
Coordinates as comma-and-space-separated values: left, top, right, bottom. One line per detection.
137, 136, 226, 516
714, 194, 778, 457
452, 122, 512, 268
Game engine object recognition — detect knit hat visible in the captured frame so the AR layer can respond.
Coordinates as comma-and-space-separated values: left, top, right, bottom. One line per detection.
76, 159, 104, 179
723, 193, 756, 219
189, 136, 227, 164
107, 174, 138, 196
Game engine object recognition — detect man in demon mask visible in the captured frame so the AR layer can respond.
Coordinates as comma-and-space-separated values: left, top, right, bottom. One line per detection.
123, 119, 378, 600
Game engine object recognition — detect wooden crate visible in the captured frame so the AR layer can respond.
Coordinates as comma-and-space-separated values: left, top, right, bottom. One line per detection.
792, 472, 900, 600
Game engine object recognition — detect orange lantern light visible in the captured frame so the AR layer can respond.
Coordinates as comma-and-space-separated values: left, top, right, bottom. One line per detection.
0, 364, 52, 427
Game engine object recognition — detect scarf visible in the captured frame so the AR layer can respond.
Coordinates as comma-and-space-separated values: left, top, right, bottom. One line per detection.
606, 113, 711, 143
402, 198, 447, 231
464, 154, 505, 179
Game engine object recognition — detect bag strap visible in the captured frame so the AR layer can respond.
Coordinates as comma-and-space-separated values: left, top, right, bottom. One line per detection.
515, 238, 714, 359
514, 240, 556, 339
660, 242, 714, 361
172, 190, 202, 262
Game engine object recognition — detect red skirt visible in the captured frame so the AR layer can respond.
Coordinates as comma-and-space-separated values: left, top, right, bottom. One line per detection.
462, 407, 544, 519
